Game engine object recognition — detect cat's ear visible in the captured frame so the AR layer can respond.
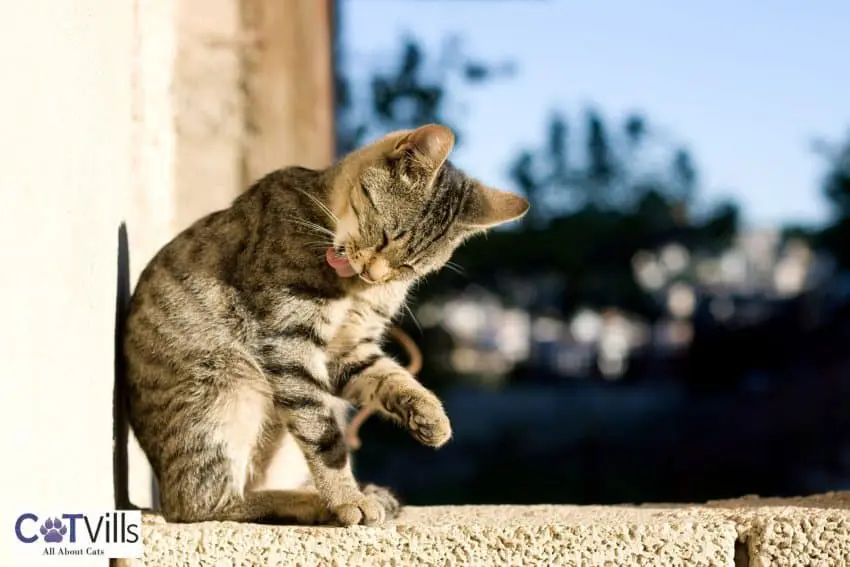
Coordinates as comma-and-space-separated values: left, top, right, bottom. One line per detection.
459, 183, 530, 229
391, 124, 455, 169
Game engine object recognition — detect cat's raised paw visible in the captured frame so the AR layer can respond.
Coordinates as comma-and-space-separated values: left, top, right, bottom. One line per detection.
389, 391, 452, 448
331, 493, 386, 526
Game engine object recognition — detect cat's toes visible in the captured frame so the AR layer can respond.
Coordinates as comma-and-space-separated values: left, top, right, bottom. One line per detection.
332, 493, 386, 526
361, 483, 402, 519
389, 391, 452, 448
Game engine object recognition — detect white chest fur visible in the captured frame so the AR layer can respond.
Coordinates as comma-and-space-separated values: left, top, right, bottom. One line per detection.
327, 281, 409, 357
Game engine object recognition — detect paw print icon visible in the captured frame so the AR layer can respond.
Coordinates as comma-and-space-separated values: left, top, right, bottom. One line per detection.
39, 518, 67, 543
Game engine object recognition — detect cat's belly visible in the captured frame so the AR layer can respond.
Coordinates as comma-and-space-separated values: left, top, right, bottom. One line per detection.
251, 432, 312, 490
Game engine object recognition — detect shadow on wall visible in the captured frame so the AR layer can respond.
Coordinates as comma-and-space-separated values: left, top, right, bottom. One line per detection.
113, 223, 161, 513
114, 222, 131, 509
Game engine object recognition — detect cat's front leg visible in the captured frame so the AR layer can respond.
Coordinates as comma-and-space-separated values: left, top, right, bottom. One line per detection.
261, 348, 388, 526
339, 351, 452, 448
284, 404, 387, 525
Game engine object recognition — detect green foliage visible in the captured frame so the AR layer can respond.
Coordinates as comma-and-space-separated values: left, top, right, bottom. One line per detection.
510, 110, 700, 222
437, 110, 740, 316
335, 36, 513, 155
822, 138, 850, 217
809, 133, 850, 266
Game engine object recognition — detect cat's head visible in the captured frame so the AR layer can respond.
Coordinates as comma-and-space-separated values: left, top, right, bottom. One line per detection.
325, 124, 529, 284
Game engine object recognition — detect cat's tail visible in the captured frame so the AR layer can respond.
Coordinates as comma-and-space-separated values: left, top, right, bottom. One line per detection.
344, 325, 422, 450
386, 324, 422, 375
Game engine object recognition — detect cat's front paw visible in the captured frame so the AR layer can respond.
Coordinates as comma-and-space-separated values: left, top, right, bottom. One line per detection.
330, 492, 387, 527
360, 483, 402, 519
387, 390, 452, 448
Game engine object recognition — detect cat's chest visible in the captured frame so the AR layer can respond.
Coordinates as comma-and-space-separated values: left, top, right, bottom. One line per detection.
323, 283, 408, 356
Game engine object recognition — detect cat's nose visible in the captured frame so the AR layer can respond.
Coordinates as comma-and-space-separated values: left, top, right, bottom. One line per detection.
365, 256, 391, 282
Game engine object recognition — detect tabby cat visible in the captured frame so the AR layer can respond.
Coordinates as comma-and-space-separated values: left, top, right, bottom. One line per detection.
124, 124, 529, 526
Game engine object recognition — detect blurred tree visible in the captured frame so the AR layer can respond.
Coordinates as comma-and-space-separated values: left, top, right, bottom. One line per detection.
334, 28, 751, 506
820, 136, 850, 216
450, 111, 739, 317
334, 35, 513, 155
812, 133, 850, 267
508, 110, 702, 221
670, 149, 697, 204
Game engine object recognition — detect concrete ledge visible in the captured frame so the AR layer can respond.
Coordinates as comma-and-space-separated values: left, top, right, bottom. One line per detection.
119, 493, 850, 566
704, 493, 850, 566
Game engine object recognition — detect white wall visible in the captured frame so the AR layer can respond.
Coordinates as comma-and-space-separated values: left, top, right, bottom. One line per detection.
0, 0, 135, 564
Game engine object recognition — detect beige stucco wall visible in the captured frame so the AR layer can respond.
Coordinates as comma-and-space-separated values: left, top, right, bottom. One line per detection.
0, 0, 134, 564
126, 0, 180, 512
173, 0, 246, 234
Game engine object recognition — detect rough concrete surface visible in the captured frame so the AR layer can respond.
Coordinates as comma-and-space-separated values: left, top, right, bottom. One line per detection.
114, 492, 850, 566
705, 493, 850, 566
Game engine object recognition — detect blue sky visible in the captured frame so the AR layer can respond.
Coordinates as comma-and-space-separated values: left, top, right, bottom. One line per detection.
341, 0, 850, 229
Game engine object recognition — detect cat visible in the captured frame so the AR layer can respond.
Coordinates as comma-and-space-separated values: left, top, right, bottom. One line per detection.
123, 123, 529, 526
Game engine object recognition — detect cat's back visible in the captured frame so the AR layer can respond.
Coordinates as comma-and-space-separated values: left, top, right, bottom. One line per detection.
125, 166, 327, 360
125, 207, 254, 362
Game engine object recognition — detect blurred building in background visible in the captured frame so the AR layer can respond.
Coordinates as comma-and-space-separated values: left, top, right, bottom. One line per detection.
411, 226, 838, 384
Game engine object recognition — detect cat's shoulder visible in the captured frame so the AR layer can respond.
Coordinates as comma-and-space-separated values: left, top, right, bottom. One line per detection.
235, 166, 325, 210
256, 166, 323, 190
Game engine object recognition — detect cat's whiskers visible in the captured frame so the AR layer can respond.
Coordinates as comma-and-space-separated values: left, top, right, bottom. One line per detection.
303, 237, 336, 248
285, 216, 337, 240
304, 242, 336, 251
402, 302, 422, 334
444, 261, 466, 276
291, 186, 339, 228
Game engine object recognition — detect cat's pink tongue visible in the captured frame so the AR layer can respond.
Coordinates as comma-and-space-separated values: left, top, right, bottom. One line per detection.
326, 247, 357, 278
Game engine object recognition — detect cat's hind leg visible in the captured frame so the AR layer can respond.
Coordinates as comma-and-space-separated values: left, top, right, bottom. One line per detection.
151, 366, 329, 524
162, 485, 331, 524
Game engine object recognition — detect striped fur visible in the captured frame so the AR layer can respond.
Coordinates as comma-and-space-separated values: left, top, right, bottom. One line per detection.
124, 124, 529, 525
